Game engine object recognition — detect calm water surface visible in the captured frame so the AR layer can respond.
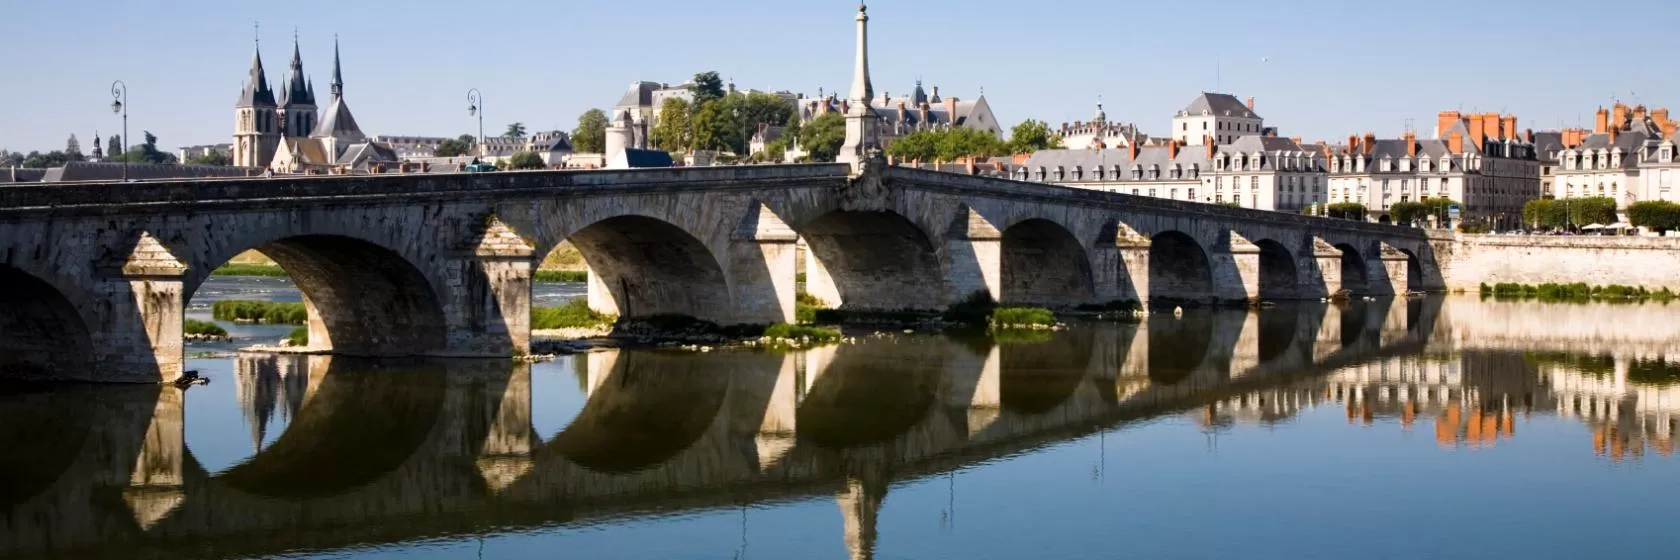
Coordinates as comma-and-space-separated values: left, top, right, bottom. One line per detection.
4, 278, 1680, 559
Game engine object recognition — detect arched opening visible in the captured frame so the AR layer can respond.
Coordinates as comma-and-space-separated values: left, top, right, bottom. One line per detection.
1399, 249, 1424, 291
1147, 231, 1214, 309
216, 356, 448, 499
1255, 240, 1299, 300
0, 386, 98, 509
188, 236, 448, 356
801, 211, 942, 311
999, 330, 1096, 414
1377, 214, 1392, 225
0, 265, 93, 381
1148, 312, 1215, 385
550, 352, 730, 473
1000, 219, 1095, 307
1334, 243, 1368, 295
566, 216, 730, 321
1256, 305, 1303, 364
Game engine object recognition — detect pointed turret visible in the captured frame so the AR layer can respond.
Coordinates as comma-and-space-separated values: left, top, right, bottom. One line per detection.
313, 35, 364, 160
279, 35, 314, 107
235, 42, 277, 108
330, 35, 344, 99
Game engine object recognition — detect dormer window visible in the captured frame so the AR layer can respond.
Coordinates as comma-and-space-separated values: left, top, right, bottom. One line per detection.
1131, 165, 1143, 180
1054, 166, 1066, 181
1093, 166, 1105, 181
1149, 164, 1160, 180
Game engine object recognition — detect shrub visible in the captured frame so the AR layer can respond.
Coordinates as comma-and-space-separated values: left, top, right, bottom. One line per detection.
531, 299, 616, 329
795, 291, 829, 324
989, 307, 1056, 328
286, 327, 308, 346
1629, 200, 1680, 232
1387, 201, 1428, 225
212, 300, 308, 325
184, 319, 228, 337
1326, 202, 1367, 221
533, 270, 587, 283
762, 323, 841, 343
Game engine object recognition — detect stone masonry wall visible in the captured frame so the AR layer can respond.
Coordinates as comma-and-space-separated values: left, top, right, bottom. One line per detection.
1441, 235, 1680, 292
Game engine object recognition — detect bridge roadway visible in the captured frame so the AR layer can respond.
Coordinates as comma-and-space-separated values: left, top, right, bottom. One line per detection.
0, 299, 1438, 560
0, 162, 1442, 383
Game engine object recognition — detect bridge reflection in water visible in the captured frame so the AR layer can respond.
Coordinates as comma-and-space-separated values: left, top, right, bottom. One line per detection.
4, 296, 1676, 559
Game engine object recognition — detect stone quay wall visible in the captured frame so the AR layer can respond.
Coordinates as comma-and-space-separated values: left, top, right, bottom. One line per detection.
1439, 234, 1680, 292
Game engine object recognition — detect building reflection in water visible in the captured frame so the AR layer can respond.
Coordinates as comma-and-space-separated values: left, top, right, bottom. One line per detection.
2, 297, 1679, 559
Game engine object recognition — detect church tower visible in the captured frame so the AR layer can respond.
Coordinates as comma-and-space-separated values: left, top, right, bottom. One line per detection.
232, 35, 281, 168
277, 34, 317, 139
310, 36, 365, 160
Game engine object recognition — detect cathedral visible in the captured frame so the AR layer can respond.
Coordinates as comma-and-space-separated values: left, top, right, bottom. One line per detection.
232, 35, 392, 173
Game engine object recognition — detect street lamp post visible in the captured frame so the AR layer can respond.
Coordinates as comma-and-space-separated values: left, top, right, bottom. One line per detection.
466, 89, 483, 157
110, 80, 128, 181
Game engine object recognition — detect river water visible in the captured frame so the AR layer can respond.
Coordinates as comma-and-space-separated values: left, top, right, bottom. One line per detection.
4, 277, 1680, 559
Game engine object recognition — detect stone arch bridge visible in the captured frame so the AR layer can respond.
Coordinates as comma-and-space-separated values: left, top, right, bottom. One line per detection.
0, 163, 1442, 382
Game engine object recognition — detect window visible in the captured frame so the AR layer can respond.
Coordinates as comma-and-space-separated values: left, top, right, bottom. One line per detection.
1250, 176, 1259, 190
1188, 187, 1196, 200
1149, 188, 1158, 197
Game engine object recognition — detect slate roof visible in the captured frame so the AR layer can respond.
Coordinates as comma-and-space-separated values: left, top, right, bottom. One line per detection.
235, 48, 277, 108
619, 148, 674, 168
39, 162, 248, 182
1021, 146, 1210, 181
278, 39, 315, 108
311, 96, 364, 140
615, 81, 662, 108
0, 168, 48, 183
1531, 131, 1565, 160
1181, 92, 1257, 120
335, 142, 400, 168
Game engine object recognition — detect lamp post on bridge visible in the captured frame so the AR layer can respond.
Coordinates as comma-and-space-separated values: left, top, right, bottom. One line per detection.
110, 80, 128, 181
466, 88, 483, 157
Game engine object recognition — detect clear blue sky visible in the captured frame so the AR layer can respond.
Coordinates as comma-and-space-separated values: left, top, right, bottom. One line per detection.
3, 0, 1676, 153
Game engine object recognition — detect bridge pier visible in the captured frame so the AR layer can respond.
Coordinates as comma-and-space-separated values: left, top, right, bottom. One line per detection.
1366, 242, 1411, 296
447, 217, 535, 356
123, 386, 186, 529
1310, 237, 1345, 298
1213, 232, 1262, 303
97, 232, 188, 383
728, 202, 800, 324
1092, 223, 1150, 305
942, 207, 1003, 306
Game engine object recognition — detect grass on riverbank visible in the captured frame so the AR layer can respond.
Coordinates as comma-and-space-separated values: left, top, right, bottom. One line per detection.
184, 319, 229, 337
211, 263, 289, 277
285, 327, 308, 346
534, 270, 588, 283
763, 323, 842, 343
1480, 282, 1676, 303
989, 307, 1057, 328
532, 300, 617, 329
212, 300, 308, 325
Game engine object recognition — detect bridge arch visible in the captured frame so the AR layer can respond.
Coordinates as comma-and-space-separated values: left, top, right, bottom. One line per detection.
1147, 231, 1214, 308
1398, 248, 1424, 290
1334, 243, 1369, 295
0, 265, 95, 381
557, 215, 731, 321
1000, 218, 1095, 307
548, 352, 731, 474
189, 235, 448, 356
799, 210, 942, 311
999, 331, 1097, 414
1148, 312, 1215, 385
1254, 239, 1300, 300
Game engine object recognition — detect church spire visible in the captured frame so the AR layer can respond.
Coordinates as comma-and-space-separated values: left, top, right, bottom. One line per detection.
330, 34, 344, 99
280, 31, 313, 107
236, 25, 276, 108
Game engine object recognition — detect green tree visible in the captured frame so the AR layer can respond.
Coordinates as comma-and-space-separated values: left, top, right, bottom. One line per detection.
21, 150, 70, 168
691, 99, 731, 152
757, 138, 788, 163
1420, 198, 1460, 225
1629, 200, 1680, 232
1569, 196, 1619, 226
1006, 119, 1063, 154
796, 113, 846, 163
1523, 199, 1569, 228
1326, 202, 1367, 220
689, 71, 725, 109
504, 122, 527, 139
1388, 201, 1428, 225
885, 130, 938, 162
572, 109, 609, 153
111, 131, 175, 164
934, 128, 1005, 161
505, 151, 546, 170
434, 137, 472, 157
186, 151, 231, 166
651, 98, 693, 153
0, 150, 21, 167
106, 135, 122, 159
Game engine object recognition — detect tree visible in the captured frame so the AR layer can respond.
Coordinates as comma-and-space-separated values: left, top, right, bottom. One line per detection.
111, 131, 175, 164
1420, 198, 1461, 225
22, 150, 71, 168
935, 127, 1006, 161
651, 98, 693, 153
757, 138, 788, 163
689, 71, 725, 109
505, 151, 546, 170
885, 130, 938, 162
107, 135, 122, 159
691, 99, 729, 152
1388, 201, 1428, 225
186, 151, 231, 166
0, 150, 21, 167
572, 109, 609, 153
1569, 196, 1619, 226
434, 137, 472, 157
1326, 202, 1367, 220
503, 122, 527, 139
1629, 200, 1680, 232
796, 112, 846, 163
1006, 119, 1063, 154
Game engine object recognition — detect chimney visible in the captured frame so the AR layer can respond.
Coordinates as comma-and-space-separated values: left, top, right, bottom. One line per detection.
1347, 134, 1359, 154
1363, 132, 1377, 155
1129, 138, 1140, 160
1613, 103, 1629, 128
1468, 117, 1485, 149
1481, 113, 1500, 142
945, 97, 958, 125
1634, 105, 1648, 123
1609, 126, 1619, 144
1205, 135, 1216, 159
1404, 132, 1417, 157
1436, 111, 1461, 138
1246, 96, 1255, 111
1501, 115, 1517, 140
1664, 122, 1680, 139
1448, 132, 1464, 154
897, 101, 907, 121
1524, 128, 1533, 143
1595, 107, 1610, 133
1654, 108, 1672, 130
1168, 140, 1180, 159
1290, 136, 1302, 145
